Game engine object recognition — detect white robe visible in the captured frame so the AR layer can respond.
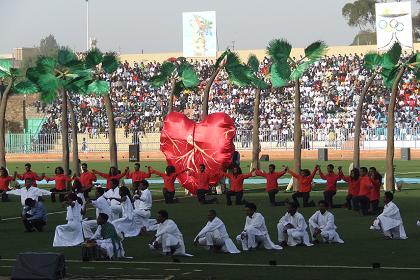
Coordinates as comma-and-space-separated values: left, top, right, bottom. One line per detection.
91, 224, 125, 259
112, 197, 139, 237
308, 210, 344, 243
371, 201, 407, 239
7, 187, 51, 206
53, 202, 84, 247
133, 189, 156, 231
236, 212, 282, 251
82, 195, 112, 239
151, 219, 192, 256
104, 187, 122, 221
195, 217, 240, 254
277, 212, 313, 246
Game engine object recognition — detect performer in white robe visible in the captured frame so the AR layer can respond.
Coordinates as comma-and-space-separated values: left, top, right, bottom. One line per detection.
149, 210, 192, 256
82, 187, 112, 239
111, 186, 139, 237
89, 213, 125, 259
194, 210, 240, 254
7, 179, 51, 206
104, 179, 122, 221
277, 202, 313, 247
308, 200, 344, 244
133, 180, 156, 232
236, 203, 282, 251
370, 191, 407, 240
53, 193, 84, 247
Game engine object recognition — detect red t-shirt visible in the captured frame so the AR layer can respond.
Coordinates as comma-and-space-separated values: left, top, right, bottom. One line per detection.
0, 176, 14, 191
358, 176, 373, 197
78, 171, 97, 188
288, 169, 317, 193
190, 171, 215, 190
223, 172, 253, 192
45, 174, 72, 191
151, 169, 179, 192
94, 170, 127, 189
319, 171, 340, 192
369, 178, 381, 201
339, 172, 360, 196
17, 171, 42, 187
255, 170, 286, 192
126, 171, 150, 183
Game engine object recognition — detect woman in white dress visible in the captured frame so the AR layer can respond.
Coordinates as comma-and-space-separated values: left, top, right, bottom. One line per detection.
53, 193, 84, 247
110, 186, 140, 237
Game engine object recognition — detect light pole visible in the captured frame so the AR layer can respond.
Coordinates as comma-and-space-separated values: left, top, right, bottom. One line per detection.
86, 0, 89, 51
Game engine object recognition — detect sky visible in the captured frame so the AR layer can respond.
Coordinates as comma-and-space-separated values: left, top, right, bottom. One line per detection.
0, 0, 416, 54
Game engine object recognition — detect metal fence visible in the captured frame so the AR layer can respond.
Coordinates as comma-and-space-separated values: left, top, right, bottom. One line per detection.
5, 127, 420, 154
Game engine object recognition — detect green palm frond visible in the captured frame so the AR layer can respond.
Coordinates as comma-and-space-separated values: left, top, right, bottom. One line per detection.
0, 59, 13, 74
160, 61, 176, 77
304, 41, 328, 62
215, 50, 228, 69
247, 54, 260, 73
226, 63, 253, 87
26, 67, 40, 83
36, 56, 56, 74
85, 48, 103, 68
386, 43, 402, 65
180, 64, 199, 88
14, 81, 38, 94
87, 80, 109, 95
226, 52, 242, 67
364, 53, 383, 70
149, 75, 167, 88
270, 63, 289, 88
273, 62, 291, 80
382, 66, 399, 89
9, 68, 20, 77
40, 90, 57, 104
0, 69, 9, 78
173, 81, 185, 97
290, 60, 311, 81
251, 75, 269, 90
267, 39, 292, 63
38, 73, 60, 93
102, 54, 119, 74
57, 47, 77, 66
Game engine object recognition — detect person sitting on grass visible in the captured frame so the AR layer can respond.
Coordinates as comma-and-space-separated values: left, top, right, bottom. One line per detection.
149, 210, 192, 256
45, 166, 73, 203
110, 186, 139, 238
318, 164, 341, 208
369, 167, 382, 214
149, 165, 187, 204
288, 166, 318, 207
236, 202, 282, 251
221, 165, 254, 206
104, 179, 122, 221
82, 187, 112, 239
7, 178, 51, 206
21, 198, 47, 232
93, 166, 129, 189
370, 191, 407, 240
126, 163, 150, 194
353, 167, 373, 216
88, 213, 125, 260
308, 200, 344, 244
255, 164, 287, 206
53, 193, 84, 247
133, 180, 155, 233
0, 167, 15, 202
194, 209, 240, 254
277, 202, 313, 247
339, 168, 360, 210
188, 164, 218, 204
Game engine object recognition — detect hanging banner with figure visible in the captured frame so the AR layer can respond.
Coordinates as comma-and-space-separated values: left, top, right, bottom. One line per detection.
183, 11, 217, 57
375, 2, 413, 51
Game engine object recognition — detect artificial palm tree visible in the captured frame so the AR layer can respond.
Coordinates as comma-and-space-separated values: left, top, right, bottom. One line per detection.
0, 60, 37, 168
149, 58, 199, 114
267, 39, 327, 190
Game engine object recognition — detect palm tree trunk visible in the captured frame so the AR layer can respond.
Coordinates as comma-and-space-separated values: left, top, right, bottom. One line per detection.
0, 79, 13, 168
61, 90, 70, 181
68, 98, 80, 177
167, 78, 176, 114
104, 94, 118, 168
201, 66, 221, 119
251, 88, 261, 170
293, 81, 301, 191
353, 74, 376, 169
385, 67, 405, 191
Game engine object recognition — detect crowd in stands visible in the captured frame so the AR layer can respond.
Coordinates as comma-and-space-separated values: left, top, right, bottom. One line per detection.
37, 52, 420, 140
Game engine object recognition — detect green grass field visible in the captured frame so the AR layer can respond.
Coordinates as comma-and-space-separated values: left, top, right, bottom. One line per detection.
1, 160, 420, 279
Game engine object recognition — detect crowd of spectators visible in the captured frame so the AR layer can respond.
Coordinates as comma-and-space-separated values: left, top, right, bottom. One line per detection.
37, 52, 420, 141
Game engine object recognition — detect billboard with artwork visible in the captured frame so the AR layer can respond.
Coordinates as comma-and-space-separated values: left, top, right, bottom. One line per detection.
375, 1, 413, 51
183, 11, 217, 57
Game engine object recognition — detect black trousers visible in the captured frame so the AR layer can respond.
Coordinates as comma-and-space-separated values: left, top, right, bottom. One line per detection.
22, 218, 46, 232
226, 190, 246, 205
163, 189, 176, 204
268, 189, 284, 206
323, 190, 336, 208
370, 199, 380, 213
0, 190, 9, 202
50, 188, 67, 203
345, 194, 354, 210
353, 195, 370, 215
82, 186, 92, 199
197, 189, 217, 204
292, 192, 312, 207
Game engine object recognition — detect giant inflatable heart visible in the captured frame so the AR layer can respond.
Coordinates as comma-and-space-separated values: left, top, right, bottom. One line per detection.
160, 112, 236, 194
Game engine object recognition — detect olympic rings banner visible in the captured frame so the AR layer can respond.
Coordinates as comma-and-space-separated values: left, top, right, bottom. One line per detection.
376, 2, 413, 51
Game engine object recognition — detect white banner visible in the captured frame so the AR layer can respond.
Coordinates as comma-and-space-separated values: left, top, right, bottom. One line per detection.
376, 1, 413, 51
182, 11, 217, 57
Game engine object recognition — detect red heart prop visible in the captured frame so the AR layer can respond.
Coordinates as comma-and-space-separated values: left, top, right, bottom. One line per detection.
160, 112, 236, 194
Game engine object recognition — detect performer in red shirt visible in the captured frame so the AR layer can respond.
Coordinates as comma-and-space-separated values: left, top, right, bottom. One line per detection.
15, 163, 43, 187
339, 168, 360, 210
353, 167, 373, 215
126, 163, 151, 192
255, 164, 287, 206
288, 165, 318, 207
188, 164, 218, 204
74, 163, 97, 198
221, 165, 254, 206
93, 166, 129, 189
0, 167, 15, 202
44, 166, 73, 202
149, 165, 187, 204
318, 164, 341, 208
369, 167, 382, 214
